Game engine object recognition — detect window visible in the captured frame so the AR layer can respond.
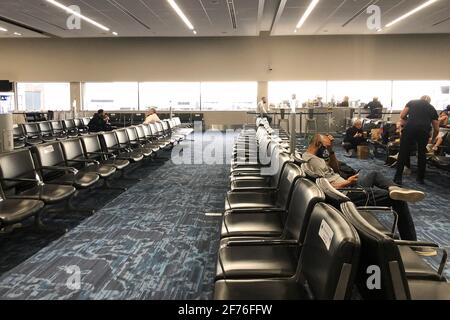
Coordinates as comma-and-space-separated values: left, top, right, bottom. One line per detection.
326, 81, 392, 109
83, 82, 139, 111
268, 81, 327, 107
139, 82, 200, 111
0, 93, 15, 113
200, 82, 257, 111
17, 82, 70, 111
392, 81, 450, 111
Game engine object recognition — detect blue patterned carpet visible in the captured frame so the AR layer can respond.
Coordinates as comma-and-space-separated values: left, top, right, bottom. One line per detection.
0, 132, 231, 299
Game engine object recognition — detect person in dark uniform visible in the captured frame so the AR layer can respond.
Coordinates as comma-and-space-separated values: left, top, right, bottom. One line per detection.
88, 109, 111, 132
365, 97, 383, 119
394, 96, 439, 185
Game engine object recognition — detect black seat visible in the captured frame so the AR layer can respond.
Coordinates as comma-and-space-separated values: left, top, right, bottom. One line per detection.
21, 123, 44, 145
429, 133, 450, 172
0, 149, 76, 206
49, 120, 68, 140
134, 125, 161, 152
62, 119, 79, 138
0, 183, 44, 230
221, 178, 325, 241
12, 125, 26, 149
100, 131, 144, 163
74, 118, 89, 135
124, 127, 154, 158
340, 202, 449, 300
60, 138, 116, 179
214, 202, 361, 300
33, 142, 99, 189
225, 163, 303, 212
80, 134, 130, 170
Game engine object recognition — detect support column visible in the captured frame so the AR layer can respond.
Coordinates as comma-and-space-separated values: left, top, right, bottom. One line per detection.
70, 82, 82, 118
257, 81, 268, 101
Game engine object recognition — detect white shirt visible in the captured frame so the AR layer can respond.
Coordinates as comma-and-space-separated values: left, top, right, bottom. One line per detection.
144, 113, 161, 124
257, 101, 269, 115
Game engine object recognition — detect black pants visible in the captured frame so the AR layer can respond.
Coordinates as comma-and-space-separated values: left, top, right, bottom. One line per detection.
347, 171, 417, 241
395, 127, 429, 181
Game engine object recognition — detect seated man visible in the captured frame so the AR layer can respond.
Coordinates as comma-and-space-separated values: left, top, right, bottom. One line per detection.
144, 107, 161, 124
427, 111, 449, 154
303, 134, 426, 243
88, 109, 112, 132
343, 119, 366, 157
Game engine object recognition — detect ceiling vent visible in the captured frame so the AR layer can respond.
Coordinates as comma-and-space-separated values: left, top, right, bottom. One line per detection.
226, 0, 237, 29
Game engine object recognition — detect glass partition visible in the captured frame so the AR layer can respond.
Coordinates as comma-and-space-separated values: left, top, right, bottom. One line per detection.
326, 81, 392, 109
139, 82, 200, 111
268, 81, 327, 107
200, 82, 257, 111
17, 82, 71, 111
392, 81, 450, 111
83, 82, 139, 111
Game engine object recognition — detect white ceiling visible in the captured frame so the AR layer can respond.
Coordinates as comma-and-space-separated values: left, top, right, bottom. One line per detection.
0, 0, 449, 38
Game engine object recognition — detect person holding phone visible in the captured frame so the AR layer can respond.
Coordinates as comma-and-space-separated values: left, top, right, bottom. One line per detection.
303, 134, 426, 243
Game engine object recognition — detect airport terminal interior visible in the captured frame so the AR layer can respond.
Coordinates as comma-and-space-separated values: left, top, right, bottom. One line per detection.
0, 0, 450, 301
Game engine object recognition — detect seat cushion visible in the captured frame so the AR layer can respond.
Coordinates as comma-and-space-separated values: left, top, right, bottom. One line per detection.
214, 278, 307, 300
409, 280, 450, 300
230, 179, 271, 191
0, 199, 44, 225
20, 184, 76, 204
102, 159, 130, 170
83, 164, 116, 178
221, 212, 283, 238
47, 172, 99, 188
216, 245, 298, 280
225, 192, 277, 211
118, 151, 144, 162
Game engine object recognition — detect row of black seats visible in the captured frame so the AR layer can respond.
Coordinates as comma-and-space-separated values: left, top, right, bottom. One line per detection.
13, 118, 92, 149
213, 118, 449, 300
0, 118, 191, 233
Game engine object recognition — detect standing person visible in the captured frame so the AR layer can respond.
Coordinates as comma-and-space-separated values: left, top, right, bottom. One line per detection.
144, 107, 161, 124
340, 96, 350, 107
365, 97, 383, 119
257, 97, 272, 124
394, 96, 440, 185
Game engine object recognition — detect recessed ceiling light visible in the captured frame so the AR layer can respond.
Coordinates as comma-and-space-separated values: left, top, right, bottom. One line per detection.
0, 26, 7, 32
112, 31, 118, 36
13, 32, 22, 36
296, 0, 320, 30
385, 0, 440, 28
167, 0, 195, 30
193, 30, 197, 35
45, 0, 110, 31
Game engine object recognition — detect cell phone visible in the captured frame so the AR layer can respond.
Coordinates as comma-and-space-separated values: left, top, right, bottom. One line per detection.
355, 169, 361, 175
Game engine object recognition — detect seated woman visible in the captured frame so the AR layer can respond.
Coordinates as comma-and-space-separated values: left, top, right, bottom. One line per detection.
343, 119, 366, 157
88, 109, 112, 132
427, 111, 449, 154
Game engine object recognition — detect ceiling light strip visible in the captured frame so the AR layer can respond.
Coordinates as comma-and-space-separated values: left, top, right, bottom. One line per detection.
167, 0, 195, 30
0, 26, 7, 32
296, 0, 320, 30
385, 0, 440, 28
45, 0, 110, 31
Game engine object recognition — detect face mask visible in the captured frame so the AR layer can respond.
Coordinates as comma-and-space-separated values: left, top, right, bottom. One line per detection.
317, 146, 330, 160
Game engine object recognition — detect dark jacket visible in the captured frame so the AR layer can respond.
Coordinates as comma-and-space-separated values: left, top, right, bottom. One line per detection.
88, 113, 110, 132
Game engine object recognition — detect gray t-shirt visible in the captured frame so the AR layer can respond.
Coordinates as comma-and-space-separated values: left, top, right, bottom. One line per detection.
302, 152, 346, 184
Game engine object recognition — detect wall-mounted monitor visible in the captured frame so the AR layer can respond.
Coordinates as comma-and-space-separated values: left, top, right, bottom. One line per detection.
0, 81, 13, 92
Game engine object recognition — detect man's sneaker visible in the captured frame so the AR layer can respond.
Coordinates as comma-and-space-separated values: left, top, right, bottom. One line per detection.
414, 247, 438, 257
388, 186, 425, 203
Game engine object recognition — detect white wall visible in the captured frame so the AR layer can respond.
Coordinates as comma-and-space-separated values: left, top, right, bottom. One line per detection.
1, 34, 449, 82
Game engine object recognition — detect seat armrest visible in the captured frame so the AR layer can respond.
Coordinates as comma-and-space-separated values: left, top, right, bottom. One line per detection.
1, 177, 39, 183
230, 187, 277, 192
224, 208, 286, 215
224, 239, 298, 247
67, 159, 99, 165
41, 166, 78, 175
357, 206, 399, 235
395, 240, 448, 277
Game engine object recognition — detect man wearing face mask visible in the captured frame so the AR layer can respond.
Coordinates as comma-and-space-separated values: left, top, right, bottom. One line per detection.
302, 134, 427, 245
